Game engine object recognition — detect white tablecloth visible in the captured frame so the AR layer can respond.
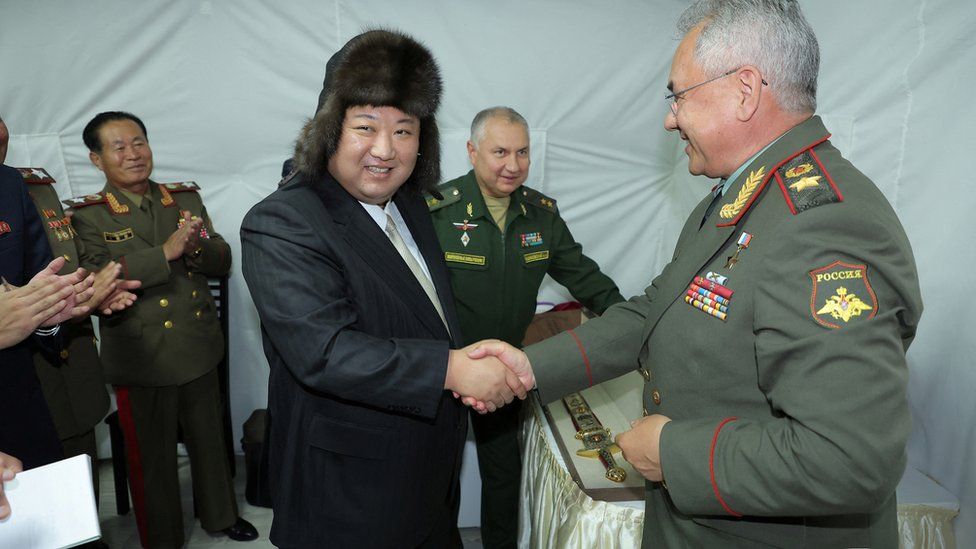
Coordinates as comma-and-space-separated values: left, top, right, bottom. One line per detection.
518, 395, 959, 549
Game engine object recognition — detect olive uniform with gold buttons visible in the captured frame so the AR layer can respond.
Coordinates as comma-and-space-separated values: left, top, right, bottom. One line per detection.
20, 167, 110, 504
524, 117, 923, 548
429, 170, 623, 549
67, 180, 237, 549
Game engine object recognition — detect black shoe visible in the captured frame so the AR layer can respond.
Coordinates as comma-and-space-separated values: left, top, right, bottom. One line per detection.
219, 517, 259, 542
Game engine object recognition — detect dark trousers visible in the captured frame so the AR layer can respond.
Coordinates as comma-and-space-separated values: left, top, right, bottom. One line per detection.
61, 428, 100, 507
470, 399, 522, 549
115, 368, 237, 549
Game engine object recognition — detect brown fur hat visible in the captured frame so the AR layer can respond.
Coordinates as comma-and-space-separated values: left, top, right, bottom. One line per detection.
292, 29, 442, 195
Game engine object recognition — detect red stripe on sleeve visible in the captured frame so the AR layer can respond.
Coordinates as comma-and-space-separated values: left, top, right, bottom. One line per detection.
566, 329, 594, 387
709, 417, 743, 517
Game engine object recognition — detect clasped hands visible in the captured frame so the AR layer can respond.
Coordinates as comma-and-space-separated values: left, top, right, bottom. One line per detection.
444, 340, 535, 414
0, 256, 141, 349
444, 339, 672, 482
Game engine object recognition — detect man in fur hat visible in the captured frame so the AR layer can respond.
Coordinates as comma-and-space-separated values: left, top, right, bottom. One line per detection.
241, 30, 531, 548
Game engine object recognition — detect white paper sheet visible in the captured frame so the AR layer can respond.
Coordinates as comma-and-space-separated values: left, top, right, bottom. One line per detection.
0, 454, 101, 549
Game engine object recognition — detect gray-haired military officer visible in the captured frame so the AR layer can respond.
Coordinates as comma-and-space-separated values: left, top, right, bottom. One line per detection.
67, 111, 256, 548
429, 106, 624, 549
471, 1, 923, 547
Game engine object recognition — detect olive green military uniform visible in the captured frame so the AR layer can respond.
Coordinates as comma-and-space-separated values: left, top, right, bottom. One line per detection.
67, 181, 236, 549
525, 117, 922, 548
20, 167, 110, 505
429, 171, 623, 549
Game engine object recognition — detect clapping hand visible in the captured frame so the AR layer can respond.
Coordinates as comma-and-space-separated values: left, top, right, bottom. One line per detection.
82, 261, 141, 315
163, 211, 203, 261
0, 257, 94, 348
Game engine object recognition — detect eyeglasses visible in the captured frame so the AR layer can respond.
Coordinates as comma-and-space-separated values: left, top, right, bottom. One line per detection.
666, 67, 767, 115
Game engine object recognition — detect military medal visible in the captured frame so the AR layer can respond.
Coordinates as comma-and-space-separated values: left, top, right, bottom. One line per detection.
452, 220, 478, 247
724, 232, 753, 269
520, 232, 543, 247
685, 275, 734, 321
705, 271, 728, 285
0, 220, 11, 235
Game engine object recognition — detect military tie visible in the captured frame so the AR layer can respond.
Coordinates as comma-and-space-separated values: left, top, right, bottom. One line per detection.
141, 195, 154, 219
700, 180, 726, 228
385, 214, 450, 333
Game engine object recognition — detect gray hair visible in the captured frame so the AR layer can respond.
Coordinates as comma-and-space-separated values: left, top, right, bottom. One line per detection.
470, 106, 529, 147
678, 0, 819, 114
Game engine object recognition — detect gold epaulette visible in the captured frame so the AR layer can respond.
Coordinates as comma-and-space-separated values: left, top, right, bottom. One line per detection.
426, 185, 461, 211
16, 167, 55, 185
520, 186, 557, 212
62, 192, 108, 209
160, 181, 200, 193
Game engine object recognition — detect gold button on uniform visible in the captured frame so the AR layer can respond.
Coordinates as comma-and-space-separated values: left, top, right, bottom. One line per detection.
195, 310, 202, 319
159, 298, 169, 308
191, 290, 198, 299
639, 368, 651, 382
186, 272, 193, 279
652, 390, 662, 405
63, 254, 71, 262
164, 320, 173, 329
60, 349, 70, 359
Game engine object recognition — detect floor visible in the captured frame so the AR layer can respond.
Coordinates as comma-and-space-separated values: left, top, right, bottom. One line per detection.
95, 457, 484, 548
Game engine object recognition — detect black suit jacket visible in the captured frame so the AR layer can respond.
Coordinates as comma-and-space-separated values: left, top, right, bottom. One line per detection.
0, 165, 63, 469
241, 172, 466, 548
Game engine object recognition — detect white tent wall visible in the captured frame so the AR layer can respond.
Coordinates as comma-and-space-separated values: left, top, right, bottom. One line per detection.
2, 0, 974, 542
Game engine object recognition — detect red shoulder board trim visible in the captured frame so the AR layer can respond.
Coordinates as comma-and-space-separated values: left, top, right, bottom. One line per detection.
774, 145, 843, 215
716, 135, 832, 227
16, 167, 55, 185
161, 181, 200, 193
63, 193, 108, 209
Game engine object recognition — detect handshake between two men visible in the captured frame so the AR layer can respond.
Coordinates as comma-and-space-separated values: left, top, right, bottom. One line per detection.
443, 340, 536, 414
442, 339, 671, 484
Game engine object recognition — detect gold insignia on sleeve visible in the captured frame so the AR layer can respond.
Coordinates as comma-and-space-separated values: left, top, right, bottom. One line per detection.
788, 176, 821, 192
103, 228, 135, 242
720, 166, 765, 219
816, 286, 873, 323
785, 163, 814, 178
105, 192, 130, 214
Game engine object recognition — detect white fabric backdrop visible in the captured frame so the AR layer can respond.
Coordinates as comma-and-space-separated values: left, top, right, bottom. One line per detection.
2, 0, 974, 542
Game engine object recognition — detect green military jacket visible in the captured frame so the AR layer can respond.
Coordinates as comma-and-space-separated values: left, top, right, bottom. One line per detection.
20, 167, 110, 439
428, 171, 623, 346
67, 180, 230, 387
527, 117, 922, 548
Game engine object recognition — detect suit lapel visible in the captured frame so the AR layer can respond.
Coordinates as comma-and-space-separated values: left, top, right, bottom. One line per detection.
312, 178, 449, 340
396, 192, 461, 345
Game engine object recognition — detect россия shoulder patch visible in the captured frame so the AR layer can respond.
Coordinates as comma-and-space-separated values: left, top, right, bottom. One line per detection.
809, 260, 877, 329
